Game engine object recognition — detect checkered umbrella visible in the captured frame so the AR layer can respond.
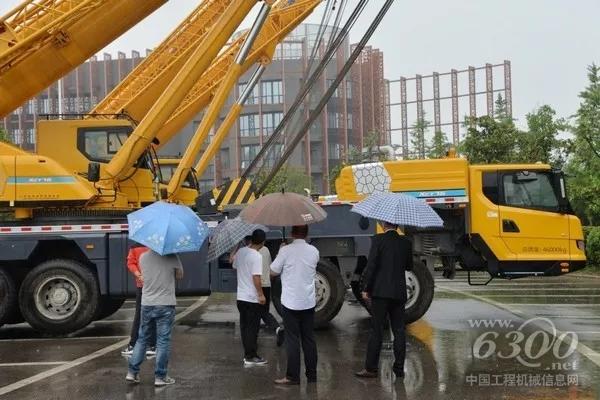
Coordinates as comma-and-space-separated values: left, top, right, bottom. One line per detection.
207, 217, 267, 261
350, 192, 444, 228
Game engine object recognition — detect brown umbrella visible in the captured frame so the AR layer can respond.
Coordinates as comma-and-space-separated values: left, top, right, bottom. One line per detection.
239, 192, 327, 226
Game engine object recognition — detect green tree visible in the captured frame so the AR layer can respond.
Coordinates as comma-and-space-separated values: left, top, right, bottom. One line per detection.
0, 127, 8, 143
409, 113, 430, 159
494, 93, 511, 122
428, 130, 450, 159
518, 105, 568, 166
256, 166, 313, 195
460, 115, 520, 163
566, 64, 600, 225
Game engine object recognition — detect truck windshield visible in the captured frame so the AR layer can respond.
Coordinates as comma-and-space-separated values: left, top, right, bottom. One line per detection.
501, 171, 560, 212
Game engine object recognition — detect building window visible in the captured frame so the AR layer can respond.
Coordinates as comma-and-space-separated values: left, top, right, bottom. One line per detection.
347, 112, 353, 129
13, 129, 22, 145
264, 144, 283, 168
241, 144, 261, 169
199, 179, 215, 194
262, 112, 283, 136
238, 82, 259, 105
277, 42, 303, 60
220, 148, 230, 170
26, 129, 35, 144
346, 82, 352, 99
328, 112, 341, 129
261, 80, 283, 104
328, 143, 341, 160
326, 79, 341, 98
239, 114, 260, 137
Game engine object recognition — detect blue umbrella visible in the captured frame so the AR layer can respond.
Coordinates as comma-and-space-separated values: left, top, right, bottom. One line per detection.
351, 192, 444, 228
127, 201, 209, 255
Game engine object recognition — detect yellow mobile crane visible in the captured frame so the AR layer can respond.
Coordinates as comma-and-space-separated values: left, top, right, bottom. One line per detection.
0, 0, 332, 334
190, 0, 586, 329
32, 0, 322, 207
0, 0, 168, 117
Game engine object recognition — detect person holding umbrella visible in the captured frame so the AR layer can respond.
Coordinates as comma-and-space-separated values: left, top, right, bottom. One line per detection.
125, 201, 209, 386
354, 220, 412, 379
238, 191, 327, 384
233, 229, 268, 366
351, 192, 443, 379
270, 225, 320, 385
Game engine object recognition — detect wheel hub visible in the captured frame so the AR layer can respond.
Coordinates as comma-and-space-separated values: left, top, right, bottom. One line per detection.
315, 271, 331, 313
405, 271, 420, 309
35, 276, 80, 320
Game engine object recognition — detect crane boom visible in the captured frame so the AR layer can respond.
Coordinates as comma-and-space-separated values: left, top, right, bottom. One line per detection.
90, 0, 234, 122
0, 0, 167, 118
154, 0, 324, 149
100, 0, 261, 187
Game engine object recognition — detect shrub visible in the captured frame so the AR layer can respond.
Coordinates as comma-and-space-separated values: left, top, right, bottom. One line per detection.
584, 226, 600, 267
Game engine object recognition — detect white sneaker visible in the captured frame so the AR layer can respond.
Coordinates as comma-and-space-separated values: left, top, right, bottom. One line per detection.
155, 376, 176, 387
121, 345, 134, 356
125, 372, 140, 383
243, 356, 268, 366
146, 347, 156, 358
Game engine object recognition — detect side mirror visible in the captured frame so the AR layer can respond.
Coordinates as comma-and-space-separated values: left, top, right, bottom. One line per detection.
87, 162, 100, 183
552, 170, 571, 213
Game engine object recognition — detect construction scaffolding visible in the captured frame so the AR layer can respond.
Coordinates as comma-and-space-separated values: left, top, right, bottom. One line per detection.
387, 60, 512, 158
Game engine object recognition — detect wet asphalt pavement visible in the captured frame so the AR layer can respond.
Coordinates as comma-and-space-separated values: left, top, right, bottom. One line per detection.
1, 272, 600, 399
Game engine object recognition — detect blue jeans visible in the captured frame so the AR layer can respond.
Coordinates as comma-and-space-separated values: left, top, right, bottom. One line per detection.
128, 305, 175, 379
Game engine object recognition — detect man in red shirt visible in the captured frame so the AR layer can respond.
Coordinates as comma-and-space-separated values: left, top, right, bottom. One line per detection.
122, 245, 157, 356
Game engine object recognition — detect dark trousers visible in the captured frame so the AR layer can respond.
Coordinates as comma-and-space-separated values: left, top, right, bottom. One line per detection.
259, 287, 281, 332
237, 300, 262, 359
365, 297, 406, 375
282, 306, 317, 382
129, 287, 156, 348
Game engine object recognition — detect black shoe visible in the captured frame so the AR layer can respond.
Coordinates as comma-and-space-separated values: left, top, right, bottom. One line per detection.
276, 327, 285, 347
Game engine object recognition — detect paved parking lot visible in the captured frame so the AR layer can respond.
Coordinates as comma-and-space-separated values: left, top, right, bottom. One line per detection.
0, 272, 599, 399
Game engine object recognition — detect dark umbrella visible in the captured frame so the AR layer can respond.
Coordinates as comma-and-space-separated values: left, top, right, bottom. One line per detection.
239, 192, 327, 227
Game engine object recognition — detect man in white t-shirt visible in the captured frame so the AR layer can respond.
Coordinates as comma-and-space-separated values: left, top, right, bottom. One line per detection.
271, 225, 320, 385
233, 229, 267, 366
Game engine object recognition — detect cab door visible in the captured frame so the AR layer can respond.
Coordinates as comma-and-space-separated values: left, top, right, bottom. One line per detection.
497, 170, 570, 261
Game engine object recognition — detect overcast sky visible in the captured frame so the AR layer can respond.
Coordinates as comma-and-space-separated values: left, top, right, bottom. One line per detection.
3, 0, 600, 140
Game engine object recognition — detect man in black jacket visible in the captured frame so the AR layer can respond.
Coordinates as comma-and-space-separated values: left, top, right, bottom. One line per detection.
355, 221, 413, 379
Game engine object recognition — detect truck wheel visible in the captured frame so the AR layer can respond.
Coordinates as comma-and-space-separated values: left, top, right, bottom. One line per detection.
0, 268, 19, 327
19, 259, 100, 335
354, 261, 434, 324
405, 262, 434, 323
314, 260, 345, 328
95, 297, 126, 320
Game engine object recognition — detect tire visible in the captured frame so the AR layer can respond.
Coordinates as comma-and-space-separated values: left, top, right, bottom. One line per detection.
19, 259, 100, 335
95, 297, 126, 320
314, 259, 345, 328
0, 268, 19, 328
269, 260, 345, 328
404, 262, 434, 323
353, 261, 434, 324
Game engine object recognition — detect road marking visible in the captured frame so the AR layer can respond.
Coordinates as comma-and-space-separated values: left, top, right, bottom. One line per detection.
0, 362, 67, 367
436, 285, 600, 368
0, 297, 208, 397
0, 336, 128, 342
434, 288, 600, 291
574, 274, 600, 280
92, 320, 133, 324
504, 303, 600, 307
481, 294, 600, 298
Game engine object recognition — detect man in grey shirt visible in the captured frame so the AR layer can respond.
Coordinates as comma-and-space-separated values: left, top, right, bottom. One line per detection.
126, 250, 183, 386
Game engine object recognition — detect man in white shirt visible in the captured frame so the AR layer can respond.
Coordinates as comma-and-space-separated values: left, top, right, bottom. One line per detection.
270, 225, 320, 385
233, 229, 267, 365
257, 244, 285, 346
